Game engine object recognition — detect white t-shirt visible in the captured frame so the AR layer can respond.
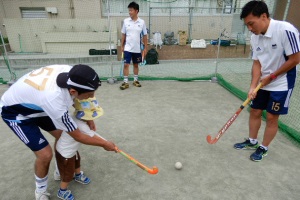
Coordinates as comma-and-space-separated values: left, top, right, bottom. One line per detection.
0, 65, 77, 132
56, 117, 96, 158
122, 17, 147, 53
251, 19, 300, 91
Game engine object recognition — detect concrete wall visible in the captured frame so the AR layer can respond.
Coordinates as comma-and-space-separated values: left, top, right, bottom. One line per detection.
273, 0, 287, 20
270, 0, 299, 31
4, 19, 117, 54
1, 0, 102, 19
286, 0, 300, 31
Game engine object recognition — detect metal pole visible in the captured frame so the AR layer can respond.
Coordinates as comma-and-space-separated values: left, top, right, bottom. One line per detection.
0, 31, 10, 65
283, 0, 290, 21
106, 0, 117, 84
107, 0, 112, 56
0, 30, 15, 84
212, 0, 225, 83
188, 7, 193, 44
149, 6, 151, 43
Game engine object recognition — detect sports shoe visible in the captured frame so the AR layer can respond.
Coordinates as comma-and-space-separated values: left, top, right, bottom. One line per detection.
35, 190, 50, 200
120, 82, 129, 90
54, 170, 61, 181
57, 189, 74, 200
234, 138, 259, 150
74, 171, 91, 185
250, 146, 268, 162
133, 81, 141, 87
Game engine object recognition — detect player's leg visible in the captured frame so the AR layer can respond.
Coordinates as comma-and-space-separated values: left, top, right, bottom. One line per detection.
34, 144, 53, 199
37, 117, 63, 180
234, 89, 268, 150
47, 130, 63, 181
249, 108, 263, 141
132, 52, 142, 87
262, 113, 279, 147
251, 89, 292, 161
1, 118, 52, 199
74, 151, 91, 184
120, 51, 131, 90
55, 150, 75, 200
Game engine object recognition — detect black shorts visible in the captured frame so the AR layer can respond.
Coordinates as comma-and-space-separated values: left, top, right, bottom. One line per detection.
251, 89, 293, 115
2, 115, 56, 151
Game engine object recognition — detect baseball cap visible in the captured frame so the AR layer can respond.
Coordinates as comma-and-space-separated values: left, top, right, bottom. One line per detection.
57, 64, 101, 92
74, 97, 104, 120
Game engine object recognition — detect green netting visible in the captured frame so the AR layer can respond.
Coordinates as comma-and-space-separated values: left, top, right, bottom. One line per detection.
101, 75, 213, 82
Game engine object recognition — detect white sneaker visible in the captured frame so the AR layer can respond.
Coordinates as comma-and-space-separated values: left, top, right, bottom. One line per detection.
35, 190, 50, 200
54, 170, 61, 181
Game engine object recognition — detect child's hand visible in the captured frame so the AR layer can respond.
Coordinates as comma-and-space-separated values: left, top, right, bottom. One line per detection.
104, 141, 117, 152
86, 120, 96, 131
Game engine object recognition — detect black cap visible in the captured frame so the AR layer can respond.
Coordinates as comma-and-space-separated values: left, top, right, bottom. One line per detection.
57, 64, 101, 92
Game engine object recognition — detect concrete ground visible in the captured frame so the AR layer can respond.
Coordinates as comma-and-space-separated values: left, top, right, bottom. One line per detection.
0, 81, 300, 200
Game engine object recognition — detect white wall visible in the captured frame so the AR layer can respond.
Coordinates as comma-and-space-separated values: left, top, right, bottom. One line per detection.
4, 19, 117, 54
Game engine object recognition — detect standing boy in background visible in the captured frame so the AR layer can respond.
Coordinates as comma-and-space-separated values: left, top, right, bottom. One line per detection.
234, 1, 300, 161
120, 1, 148, 90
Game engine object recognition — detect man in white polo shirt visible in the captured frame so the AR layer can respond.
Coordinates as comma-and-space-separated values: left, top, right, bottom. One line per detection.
234, 1, 300, 161
120, 1, 148, 90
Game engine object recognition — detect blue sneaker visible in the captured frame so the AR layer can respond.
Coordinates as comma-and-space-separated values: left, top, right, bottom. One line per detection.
57, 189, 74, 200
74, 171, 91, 185
234, 138, 259, 150
250, 146, 268, 162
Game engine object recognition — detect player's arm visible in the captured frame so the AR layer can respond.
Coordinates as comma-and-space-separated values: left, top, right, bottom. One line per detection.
142, 23, 148, 52
86, 120, 96, 131
260, 52, 300, 87
121, 33, 126, 52
68, 129, 116, 151
143, 35, 148, 53
249, 59, 262, 99
261, 27, 300, 86
270, 52, 300, 77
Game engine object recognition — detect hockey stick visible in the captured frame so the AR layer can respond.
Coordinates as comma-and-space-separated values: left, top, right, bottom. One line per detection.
95, 133, 158, 175
116, 147, 158, 175
139, 44, 146, 66
206, 83, 262, 144
119, 52, 124, 78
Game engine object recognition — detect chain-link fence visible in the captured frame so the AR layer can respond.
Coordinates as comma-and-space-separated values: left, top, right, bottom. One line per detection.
1, 0, 299, 146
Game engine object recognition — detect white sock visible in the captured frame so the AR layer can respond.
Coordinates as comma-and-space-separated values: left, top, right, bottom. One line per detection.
35, 174, 48, 193
134, 75, 138, 81
124, 76, 128, 83
260, 145, 268, 151
249, 138, 258, 144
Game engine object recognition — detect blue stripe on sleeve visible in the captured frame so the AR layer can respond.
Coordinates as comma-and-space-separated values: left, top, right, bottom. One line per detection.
286, 30, 299, 54
290, 32, 299, 52
61, 111, 76, 132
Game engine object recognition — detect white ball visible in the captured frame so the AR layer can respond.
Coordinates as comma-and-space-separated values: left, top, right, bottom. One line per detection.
175, 162, 182, 170
107, 79, 114, 84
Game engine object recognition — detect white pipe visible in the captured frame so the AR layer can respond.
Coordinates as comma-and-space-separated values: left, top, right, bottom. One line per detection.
283, 0, 291, 21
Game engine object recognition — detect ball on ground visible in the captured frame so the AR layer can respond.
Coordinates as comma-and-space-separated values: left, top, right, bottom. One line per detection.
175, 162, 182, 170
107, 79, 114, 84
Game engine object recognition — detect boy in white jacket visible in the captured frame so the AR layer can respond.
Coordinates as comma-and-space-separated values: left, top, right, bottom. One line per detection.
55, 97, 107, 200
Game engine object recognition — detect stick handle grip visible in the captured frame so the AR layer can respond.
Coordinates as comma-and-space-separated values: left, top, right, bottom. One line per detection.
242, 83, 262, 107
